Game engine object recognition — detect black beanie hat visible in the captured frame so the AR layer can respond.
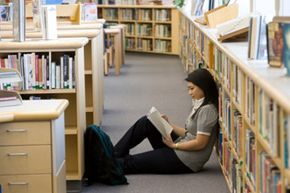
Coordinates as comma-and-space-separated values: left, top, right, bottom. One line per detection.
185, 68, 213, 94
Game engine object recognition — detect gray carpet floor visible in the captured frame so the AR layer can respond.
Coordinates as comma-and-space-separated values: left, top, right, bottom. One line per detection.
81, 53, 230, 193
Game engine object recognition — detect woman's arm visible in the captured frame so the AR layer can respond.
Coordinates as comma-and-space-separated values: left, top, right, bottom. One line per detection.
163, 134, 210, 151
161, 114, 187, 137
171, 123, 187, 137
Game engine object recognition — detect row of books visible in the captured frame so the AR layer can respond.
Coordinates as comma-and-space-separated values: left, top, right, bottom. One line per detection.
97, 0, 136, 5
1, 53, 75, 91
125, 37, 136, 49
154, 9, 171, 22
245, 130, 256, 191
155, 24, 171, 37
223, 141, 243, 193
136, 24, 152, 36
125, 38, 171, 52
215, 49, 257, 125
154, 39, 171, 52
258, 90, 281, 157
101, 8, 171, 21
214, 48, 231, 90
124, 23, 135, 35
136, 38, 152, 51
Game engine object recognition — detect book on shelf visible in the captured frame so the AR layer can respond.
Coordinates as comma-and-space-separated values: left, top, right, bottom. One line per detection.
266, 17, 290, 70
81, 3, 98, 22
217, 15, 250, 42
282, 23, 290, 76
0, 68, 22, 84
266, 21, 283, 68
0, 90, 22, 107
191, 0, 205, 16
146, 106, 173, 138
41, 5, 58, 40
194, 4, 226, 25
0, 68, 23, 107
0, 3, 12, 22
248, 15, 268, 60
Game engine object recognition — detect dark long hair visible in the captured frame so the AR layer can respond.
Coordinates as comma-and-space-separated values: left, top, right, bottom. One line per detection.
185, 68, 218, 109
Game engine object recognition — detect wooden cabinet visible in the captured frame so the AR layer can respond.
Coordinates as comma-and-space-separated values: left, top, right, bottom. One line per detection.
0, 38, 88, 181
98, 5, 179, 55
0, 99, 68, 193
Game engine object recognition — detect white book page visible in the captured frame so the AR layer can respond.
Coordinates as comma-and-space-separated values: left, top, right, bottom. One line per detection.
146, 106, 173, 138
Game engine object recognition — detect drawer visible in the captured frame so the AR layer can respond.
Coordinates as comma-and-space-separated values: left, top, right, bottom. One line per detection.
0, 122, 51, 145
0, 174, 52, 193
0, 145, 51, 175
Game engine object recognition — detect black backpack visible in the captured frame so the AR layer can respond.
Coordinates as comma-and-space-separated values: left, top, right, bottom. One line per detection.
84, 124, 128, 186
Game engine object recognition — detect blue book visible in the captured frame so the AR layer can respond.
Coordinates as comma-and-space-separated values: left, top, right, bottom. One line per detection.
282, 23, 290, 76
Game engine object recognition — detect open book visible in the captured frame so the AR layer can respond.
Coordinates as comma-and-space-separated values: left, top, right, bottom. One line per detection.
217, 15, 250, 42
146, 106, 173, 138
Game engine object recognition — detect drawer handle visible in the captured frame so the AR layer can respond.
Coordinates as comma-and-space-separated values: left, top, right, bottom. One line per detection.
6, 129, 27, 132
7, 153, 28, 156
8, 182, 29, 186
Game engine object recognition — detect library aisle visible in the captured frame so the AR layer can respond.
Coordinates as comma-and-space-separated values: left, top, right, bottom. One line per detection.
82, 53, 229, 193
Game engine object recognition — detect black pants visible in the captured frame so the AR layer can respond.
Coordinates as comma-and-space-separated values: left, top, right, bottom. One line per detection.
114, 116, 192, 174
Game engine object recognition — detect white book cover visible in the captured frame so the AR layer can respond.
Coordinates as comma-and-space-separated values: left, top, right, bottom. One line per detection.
56, 65, 60, 89
82, 3, 98, 22
41, 55, 46, 88
146, 106, 173, 138
51, 62, 56, 89
60, 56, 64, 89
42, 5, 57, 40
68, 57, 73, 89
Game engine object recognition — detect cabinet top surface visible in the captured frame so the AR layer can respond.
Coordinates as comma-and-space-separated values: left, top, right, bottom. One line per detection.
0, 38, 89, 51
0, 29, 101, 39
0, 99, 69, 123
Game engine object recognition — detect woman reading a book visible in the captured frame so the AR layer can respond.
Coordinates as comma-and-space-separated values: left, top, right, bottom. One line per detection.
114, 68, 219, 174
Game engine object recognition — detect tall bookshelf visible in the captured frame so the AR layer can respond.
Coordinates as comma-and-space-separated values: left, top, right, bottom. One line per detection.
0, 38, 88, 181
179, 9, 290, 193
98, 5, 179, 55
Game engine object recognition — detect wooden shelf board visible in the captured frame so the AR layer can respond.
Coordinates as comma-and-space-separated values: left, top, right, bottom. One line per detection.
65, 126, 78, 135
120, 20, 136, 23
244, 173, 256, 193
85, 70, 92, 75
86, 107, 94, 113
243, 117, 256, 133
154, 36, 172, 40
125, 34, 136, 37
218, 162, 233, 192
231, 98, 243, 114
136, 20, 153, 23
20, 89, 76, 94
155, 21, 171, 24
66, 171, 80, 181
256, 134, 283, 170
136, 36, 154, 39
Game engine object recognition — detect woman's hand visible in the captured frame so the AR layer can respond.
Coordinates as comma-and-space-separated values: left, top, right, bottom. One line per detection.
161, 114, 169, 122
162, 134, 176, 149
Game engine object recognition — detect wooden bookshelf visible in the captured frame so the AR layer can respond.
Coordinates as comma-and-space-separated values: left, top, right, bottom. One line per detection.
0, 26, 104, 127
0, 38, 88, 181
98, 5, 179, 54
179, 8, 290, 193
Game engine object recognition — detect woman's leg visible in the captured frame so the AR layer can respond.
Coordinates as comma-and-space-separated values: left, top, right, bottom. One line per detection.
118, 148, 192, 174
114, 116, 165, 158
